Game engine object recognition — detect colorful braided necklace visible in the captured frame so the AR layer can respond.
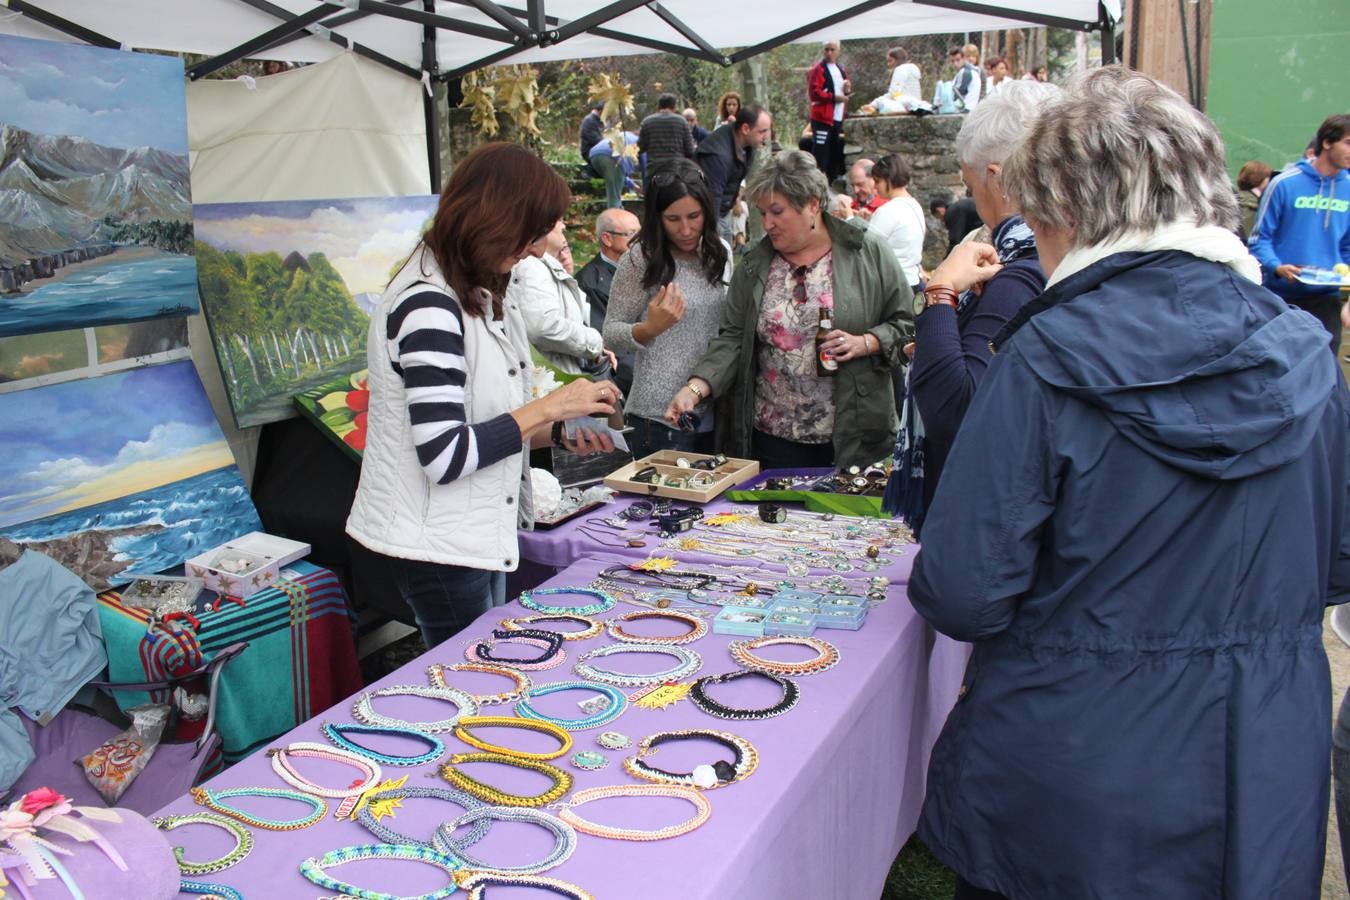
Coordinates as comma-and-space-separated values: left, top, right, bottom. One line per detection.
426, 662, 531, 705
515, 680, 628, 730
321, 721, 445, 767
518, 586, 616, 616
453, 715, 573, 761
351, 684, 478, 733
432, 806, 577, 875
299, 843, 462, 899
438, 752, 573, 807
151, 812, 253, 875
268, 742, 382, 798
189, 785, 326, 830
553, 784, 711, 841
355, 786, 489, 850
458, 872, 594, 900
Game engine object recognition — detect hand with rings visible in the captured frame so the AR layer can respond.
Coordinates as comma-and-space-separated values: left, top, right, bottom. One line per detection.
547, 377, 621, 422
821, 329, 876, 362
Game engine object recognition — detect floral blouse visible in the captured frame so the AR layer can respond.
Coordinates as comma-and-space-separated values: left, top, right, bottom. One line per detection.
754, 252, 835, 444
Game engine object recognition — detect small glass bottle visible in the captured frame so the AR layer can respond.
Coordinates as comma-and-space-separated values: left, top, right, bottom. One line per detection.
815, 308, 839, 376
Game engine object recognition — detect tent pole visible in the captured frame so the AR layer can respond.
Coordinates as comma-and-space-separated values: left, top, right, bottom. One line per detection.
257, 0, 417, 54
1099, 1, 1117, 65
3, 0, 120, 48
423, 0, 442, 192
728, 0, 891, 65
186, 5, 339, 79
914, 0, 1097, 31
647, 2, 730, 65
233, 0, 420, 79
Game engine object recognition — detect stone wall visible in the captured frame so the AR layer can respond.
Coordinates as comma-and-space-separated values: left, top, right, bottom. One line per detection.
843, 113, 966, 268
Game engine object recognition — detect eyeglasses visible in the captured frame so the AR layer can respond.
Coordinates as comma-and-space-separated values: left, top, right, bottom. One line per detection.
605, 229, 640, 241
651, 170, 706, 188
791, 265, 808, 303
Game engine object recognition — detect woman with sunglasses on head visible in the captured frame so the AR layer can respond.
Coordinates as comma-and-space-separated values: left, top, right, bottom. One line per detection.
665, 150, 913, 470
604, 158, 732, 458
347, 143, 618, 649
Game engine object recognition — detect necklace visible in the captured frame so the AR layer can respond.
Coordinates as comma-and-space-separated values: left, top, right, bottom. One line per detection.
515, 680, 628, 730
321, 721, 446, 767
438, 751, 572, 807
268, 742, 382, 798
458, 872, 594, 900
355, 786, 490, 849
553, 784, 711, 840
689, 669, 799, 720
300, 844, 462, 900
624, 729, 759, 789
519, 586, 617, 616
605, 609, 708, 644
729, 635, 840, 676
151, 812, 253, 875
466, 629, 566, 671
573, 643, 702, 687
432, 806, 577, 875
453, 715, 573, 761
179, 880, 244, 900
189, 786, 326, 830
351, 684, 478, 733
426, 663, 531, 705
499, 614, 603, 641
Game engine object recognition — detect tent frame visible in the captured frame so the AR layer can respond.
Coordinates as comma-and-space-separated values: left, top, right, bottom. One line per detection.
5, 0, 1117, 192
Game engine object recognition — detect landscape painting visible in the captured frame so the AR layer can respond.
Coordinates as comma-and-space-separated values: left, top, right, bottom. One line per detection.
0, 360, 262, 589
194, 195, 437, 428
0, 34, 197, 338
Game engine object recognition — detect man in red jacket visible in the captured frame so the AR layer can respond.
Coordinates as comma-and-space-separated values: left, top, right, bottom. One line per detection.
807, 40, 851, 183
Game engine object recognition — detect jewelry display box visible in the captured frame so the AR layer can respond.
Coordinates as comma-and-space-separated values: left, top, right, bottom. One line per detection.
185, 531, 311, 599
604, 450, 759, 503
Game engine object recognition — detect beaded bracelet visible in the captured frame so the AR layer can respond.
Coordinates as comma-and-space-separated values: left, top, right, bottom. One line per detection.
189, 785, 327, 830
572, 643, 703, 688
438, 751, 573, 807
432, 806, 577, 875
500, 613, 604, 641
605, 609, 709, 645
322, 721, 446, 767
151, 812, 253, 875
553, 784, 711, 841
458, 872, 595, 900
689, 669, 800, 721
515, 680, 628, 730
352, 684, 479, 734
269, 742, 382, 799
299, 843, 462, 899
180, 880, 244, 900
518, 586, 616, 616
624, 729, 759, 790
466, 629, 567, 671
355, 786, 490, 850
728, 635, 840, 677
454, 715, 573, 761
426, 662, 531, 706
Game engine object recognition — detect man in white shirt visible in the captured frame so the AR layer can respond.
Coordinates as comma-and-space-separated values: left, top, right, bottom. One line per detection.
807, 40, 851, 182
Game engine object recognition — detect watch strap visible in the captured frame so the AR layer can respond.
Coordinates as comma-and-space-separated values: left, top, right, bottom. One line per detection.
923, 283, 959, 309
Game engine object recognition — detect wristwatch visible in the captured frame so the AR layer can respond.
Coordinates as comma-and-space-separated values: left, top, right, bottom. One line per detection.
912, 283, 958, 316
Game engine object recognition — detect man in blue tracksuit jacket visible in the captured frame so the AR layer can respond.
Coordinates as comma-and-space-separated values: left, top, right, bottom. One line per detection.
1249, 113, 1350, 355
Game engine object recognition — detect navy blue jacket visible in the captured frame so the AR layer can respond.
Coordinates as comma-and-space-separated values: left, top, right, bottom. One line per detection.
911, 253, 1045, 509
911, 251, 1350, 898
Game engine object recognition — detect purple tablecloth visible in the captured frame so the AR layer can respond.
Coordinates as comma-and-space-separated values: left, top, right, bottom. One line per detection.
153, 549, 969, 899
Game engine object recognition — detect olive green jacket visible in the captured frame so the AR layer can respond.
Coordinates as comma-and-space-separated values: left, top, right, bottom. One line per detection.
691, 214, 914, 468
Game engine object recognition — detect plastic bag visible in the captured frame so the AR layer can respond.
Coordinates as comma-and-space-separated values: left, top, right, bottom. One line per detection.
80, 703, 170, 805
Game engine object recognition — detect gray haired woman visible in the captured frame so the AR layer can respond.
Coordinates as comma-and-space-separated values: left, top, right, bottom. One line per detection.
664, 150, 912, 469
910, 65, 1348, 900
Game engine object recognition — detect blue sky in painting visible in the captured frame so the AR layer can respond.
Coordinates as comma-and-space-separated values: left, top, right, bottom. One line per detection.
0, 361, 229, 527
0, 33, 188, 154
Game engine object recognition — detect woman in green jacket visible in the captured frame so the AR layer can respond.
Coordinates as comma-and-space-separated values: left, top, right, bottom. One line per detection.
665, 150, 913, 469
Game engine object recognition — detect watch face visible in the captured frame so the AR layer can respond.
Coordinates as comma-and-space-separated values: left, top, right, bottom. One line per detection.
912, 291, 927, 316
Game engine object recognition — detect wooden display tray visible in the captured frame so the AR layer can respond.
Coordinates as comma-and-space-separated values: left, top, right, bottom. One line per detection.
604, 450, 760, 503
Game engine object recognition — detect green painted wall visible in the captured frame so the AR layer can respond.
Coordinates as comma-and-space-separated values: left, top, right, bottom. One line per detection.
1206, 0, 1350, 177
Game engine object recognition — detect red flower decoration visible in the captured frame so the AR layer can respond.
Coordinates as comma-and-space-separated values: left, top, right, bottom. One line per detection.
346, 389, 370, 412
20, 787, 66, 816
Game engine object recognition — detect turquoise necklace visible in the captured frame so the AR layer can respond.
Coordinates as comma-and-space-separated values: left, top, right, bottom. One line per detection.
300, 843, 462, 899
518, 587, 616, 616
321, 721, 445, 767
515, 680, 627, 730
189, 785, 326, 830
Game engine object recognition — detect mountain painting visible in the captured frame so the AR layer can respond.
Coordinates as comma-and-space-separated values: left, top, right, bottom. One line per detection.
194, 194, 437, 428
0, 360, 262, 589
0, 34, 197, 338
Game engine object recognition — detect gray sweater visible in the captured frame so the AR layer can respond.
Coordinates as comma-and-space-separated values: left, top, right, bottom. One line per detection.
603, 242, 731, 423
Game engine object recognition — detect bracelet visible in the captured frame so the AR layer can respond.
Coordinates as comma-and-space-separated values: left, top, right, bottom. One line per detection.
519, 586, 617, 616
515, 680, 628, 730
863, 332, 879, 354
573, 643, 703, 687
433, 806, 577, 875
438, 751, 572, 807
269, 742, 381, 799
179, 881, 244, 900
426, 663, 531, 705
624, 729, 759, 790
300, 844, 462, 899
453, 715, 573, 761
321, 721, 446, 767
728, 635, 840, 676
458, 872, 594, 900
923, 282, 959, 309
685, 380, 706, 400
689, 669, 799, 720
151, 812, 253, 876
352, 684, 478, 733
605, 609, 708, 645
466, 629, 567, 671
500, 614, 604, 641
355, 786, 490, 849
189, 786, 326, 830
553, 784, 711, 840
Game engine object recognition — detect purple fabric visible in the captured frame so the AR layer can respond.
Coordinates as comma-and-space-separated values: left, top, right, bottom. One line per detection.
152, 547, 969, 899
11, 809, 178, 900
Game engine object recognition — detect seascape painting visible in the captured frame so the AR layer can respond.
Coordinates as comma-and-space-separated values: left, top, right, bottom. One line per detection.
194, 195, 437, 428
0, 34, 197, 338
0, 360, 261, 589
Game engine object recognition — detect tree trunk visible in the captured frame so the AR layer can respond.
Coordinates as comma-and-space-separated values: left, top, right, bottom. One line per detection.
232, 333, 261, 384
220, 342, 240, 393
340, 333, 351, 357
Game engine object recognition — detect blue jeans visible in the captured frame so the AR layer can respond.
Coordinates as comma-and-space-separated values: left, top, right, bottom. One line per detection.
387, 556, 506, 648
626, 413, 715, 460
590, 153, 624, 210
752, 428, 834, 469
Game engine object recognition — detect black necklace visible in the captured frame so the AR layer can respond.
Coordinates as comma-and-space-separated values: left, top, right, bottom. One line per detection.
689, 669, 799, 720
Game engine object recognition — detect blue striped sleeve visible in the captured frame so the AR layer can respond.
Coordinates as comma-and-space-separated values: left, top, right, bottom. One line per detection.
386, 287, 523, 485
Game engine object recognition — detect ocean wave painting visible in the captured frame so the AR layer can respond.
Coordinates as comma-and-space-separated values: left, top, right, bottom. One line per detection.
0, 359, 261, 588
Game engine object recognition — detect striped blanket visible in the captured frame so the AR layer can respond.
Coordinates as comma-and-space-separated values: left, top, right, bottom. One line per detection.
97, 561, 363, 763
